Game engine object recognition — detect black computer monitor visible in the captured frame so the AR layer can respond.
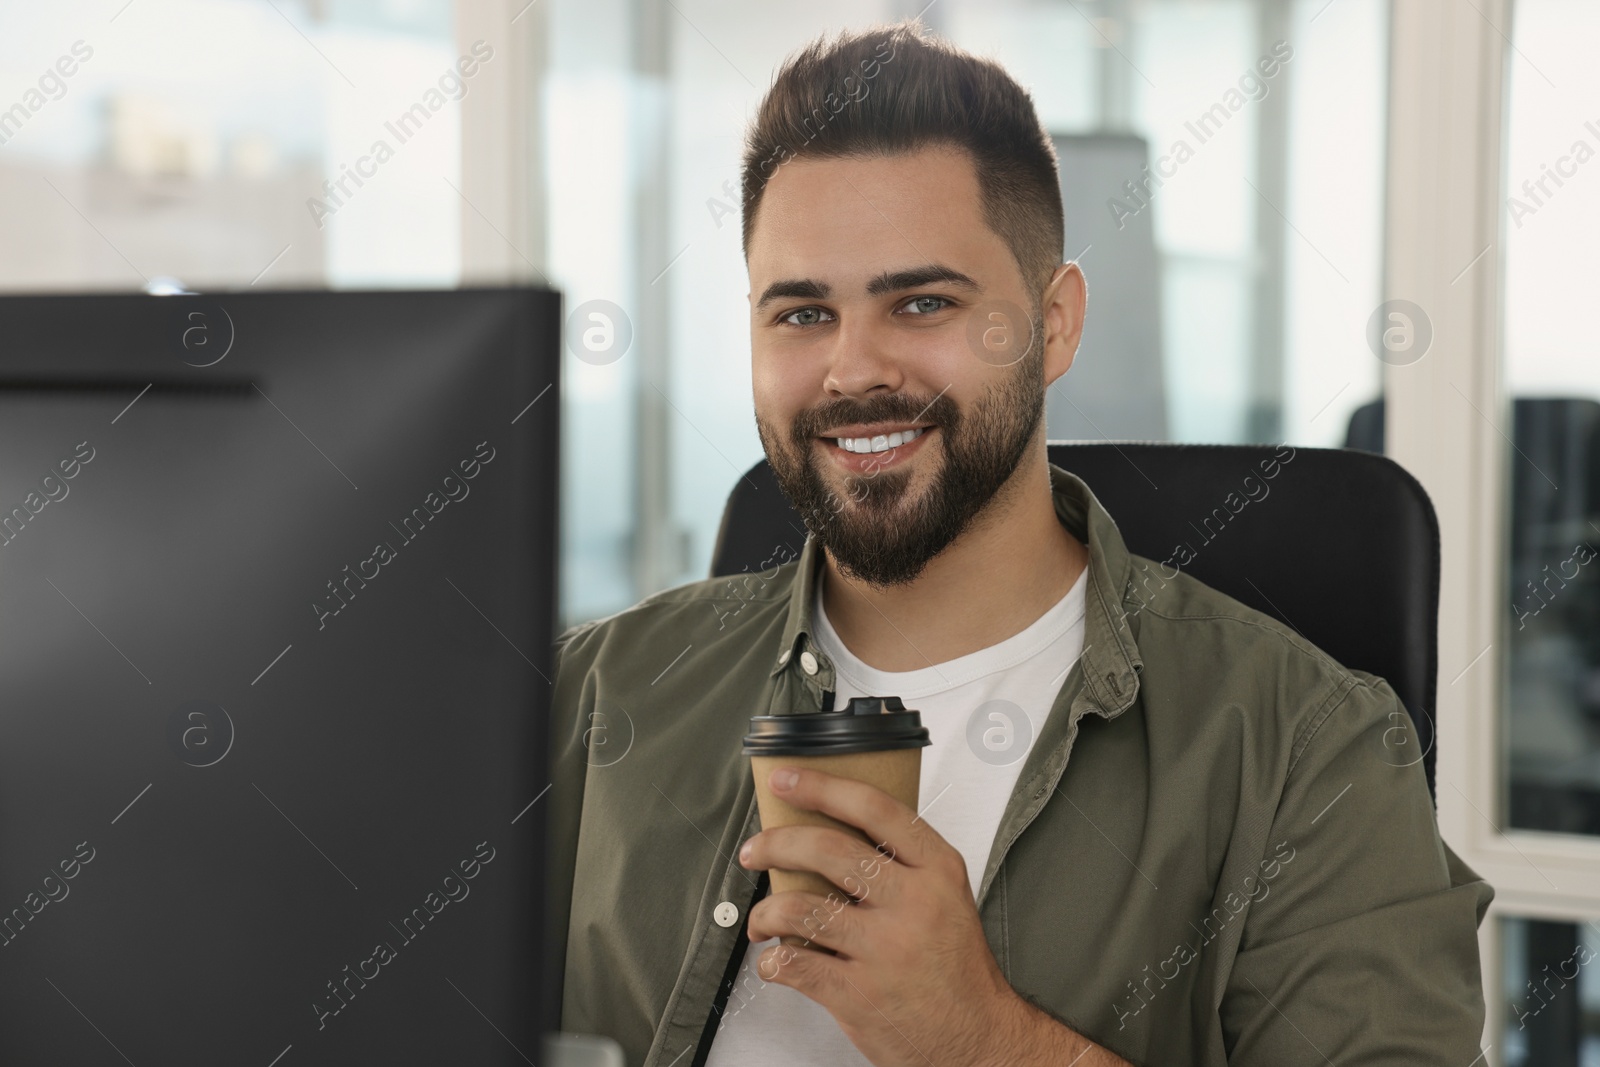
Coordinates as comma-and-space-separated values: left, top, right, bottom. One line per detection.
0, 287, 561, 1065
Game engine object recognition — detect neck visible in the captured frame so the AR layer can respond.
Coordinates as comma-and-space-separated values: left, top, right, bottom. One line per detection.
820, 449, 1087, 672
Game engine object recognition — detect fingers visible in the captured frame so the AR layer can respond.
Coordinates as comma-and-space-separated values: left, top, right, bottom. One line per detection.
760, 766, 942, 871
741, 823, 899, 906
748, 889, 860, 956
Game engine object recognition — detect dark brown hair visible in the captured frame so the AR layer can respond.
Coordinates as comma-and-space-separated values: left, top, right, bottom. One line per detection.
741, 20, 1064, 298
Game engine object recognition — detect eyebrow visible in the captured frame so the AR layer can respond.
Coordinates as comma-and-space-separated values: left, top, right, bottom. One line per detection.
754, 263, 982, 312
754, 278, 829, 311
867, 264, 981, 297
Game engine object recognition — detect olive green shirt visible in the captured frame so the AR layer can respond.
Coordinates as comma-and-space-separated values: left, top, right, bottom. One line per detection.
546, 462, 1493, 1066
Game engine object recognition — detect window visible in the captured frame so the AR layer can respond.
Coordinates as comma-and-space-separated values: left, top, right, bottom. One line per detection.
1494, 0, 1600, 1059
0, 1, 462, 292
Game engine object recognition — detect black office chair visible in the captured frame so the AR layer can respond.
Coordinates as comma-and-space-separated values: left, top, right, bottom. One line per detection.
710, 442, 1440, 800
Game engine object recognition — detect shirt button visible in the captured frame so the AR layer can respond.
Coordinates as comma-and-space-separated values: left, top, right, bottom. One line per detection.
713, 901, 740, 928
799, 651, 819, 675
777, 649, 790, 666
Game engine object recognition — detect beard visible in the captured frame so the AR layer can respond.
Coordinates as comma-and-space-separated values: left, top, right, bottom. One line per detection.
754, 313, 1046, 589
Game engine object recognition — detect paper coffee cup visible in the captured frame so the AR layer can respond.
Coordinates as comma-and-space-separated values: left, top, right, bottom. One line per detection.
743, 696, 930, 948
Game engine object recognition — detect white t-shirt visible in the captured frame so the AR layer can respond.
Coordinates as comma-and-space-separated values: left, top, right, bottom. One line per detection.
703, 567, 1088, 1065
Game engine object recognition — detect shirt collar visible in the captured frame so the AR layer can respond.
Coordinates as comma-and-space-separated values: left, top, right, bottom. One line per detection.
769, 462, 1145, 716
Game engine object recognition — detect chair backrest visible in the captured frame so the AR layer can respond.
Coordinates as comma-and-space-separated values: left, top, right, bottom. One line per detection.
710, 443, 1440, 799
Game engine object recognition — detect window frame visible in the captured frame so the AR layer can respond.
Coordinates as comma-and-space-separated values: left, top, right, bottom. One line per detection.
1384, 0, 1600, 1051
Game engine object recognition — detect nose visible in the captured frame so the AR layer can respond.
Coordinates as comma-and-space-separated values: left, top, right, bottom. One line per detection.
822, 317, 904, 400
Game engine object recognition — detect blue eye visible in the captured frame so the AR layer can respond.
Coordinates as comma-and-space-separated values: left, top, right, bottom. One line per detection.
901, 296, 951, 315
780, 307, 834, 327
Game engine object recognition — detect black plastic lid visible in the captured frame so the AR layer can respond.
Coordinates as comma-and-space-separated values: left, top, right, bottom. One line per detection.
742, 695, 931, 756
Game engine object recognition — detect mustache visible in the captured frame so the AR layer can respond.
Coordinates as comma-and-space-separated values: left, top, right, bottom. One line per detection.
792, 392, 958, 440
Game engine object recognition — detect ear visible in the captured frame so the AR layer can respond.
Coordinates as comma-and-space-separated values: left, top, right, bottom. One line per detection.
1041, 263, 1087, 389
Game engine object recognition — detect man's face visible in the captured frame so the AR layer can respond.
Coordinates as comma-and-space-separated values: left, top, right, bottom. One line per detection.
747, 144, 1077, 588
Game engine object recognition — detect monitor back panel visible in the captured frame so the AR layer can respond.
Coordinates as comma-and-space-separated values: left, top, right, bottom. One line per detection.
0, 288, 560, 1065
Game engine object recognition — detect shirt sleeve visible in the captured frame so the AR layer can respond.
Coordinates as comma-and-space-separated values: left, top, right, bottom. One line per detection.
1220, 671, 1495, 1065
544, 620, 600, 1030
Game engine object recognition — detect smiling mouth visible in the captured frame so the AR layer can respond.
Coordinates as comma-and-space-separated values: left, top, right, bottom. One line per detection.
814, 426, 937, 478
822, 426, 929, 454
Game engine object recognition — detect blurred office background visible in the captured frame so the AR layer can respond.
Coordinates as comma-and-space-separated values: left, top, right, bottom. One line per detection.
2, 0, 1598, 1059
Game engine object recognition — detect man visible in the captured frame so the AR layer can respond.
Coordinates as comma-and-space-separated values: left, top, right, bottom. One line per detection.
547, 20, 1493, 1066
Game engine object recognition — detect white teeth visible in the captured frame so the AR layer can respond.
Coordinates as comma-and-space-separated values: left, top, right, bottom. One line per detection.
836, 426, 925, 453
